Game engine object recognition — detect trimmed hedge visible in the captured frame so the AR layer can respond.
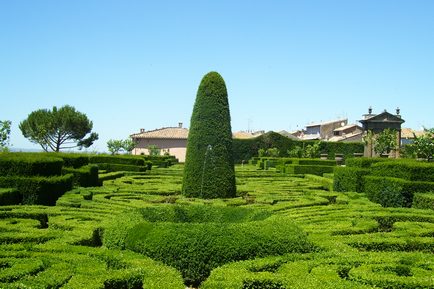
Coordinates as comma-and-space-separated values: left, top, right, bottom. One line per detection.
0, 153, 63, 176
370, 160, 434, 182
345, 157, 391, 168
95, 163, 147, 172
48, 152, 89, 168
333, 167, 370, 193
412, 193, 434, 210
63, 165, 99, 187
89, 155, 145, 166
183, 71, 236, 199
0, 188, 20, 206
122, 205, 314, 287
0, 174, 73, 205
283, 165, 334, 176
364, 176, 434, 207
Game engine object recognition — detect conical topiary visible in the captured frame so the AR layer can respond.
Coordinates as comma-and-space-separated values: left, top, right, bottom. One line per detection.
182, 72, 236, 198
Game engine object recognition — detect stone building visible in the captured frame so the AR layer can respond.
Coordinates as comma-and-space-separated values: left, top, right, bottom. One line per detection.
359, 107, 405, 157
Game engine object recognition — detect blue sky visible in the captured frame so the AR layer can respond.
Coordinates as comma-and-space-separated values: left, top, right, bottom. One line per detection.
1, 0, 433, 152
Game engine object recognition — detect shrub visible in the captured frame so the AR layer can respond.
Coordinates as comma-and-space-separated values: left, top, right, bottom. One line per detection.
48, 152, 89, 168
412, 193, 434, 210
364, 176, 434, 207
124, 205, 314, 287
0, 174, 73, 205
89, 155, 144, 166
298, 159, 336, 166
371, 160, 434, 182
0, 188, 20, 205
98, 171, 125, 182
63, 165, 99, 187
284, 165, 334, 176
95, 163, 147, 172
345, 157, 390, 168
183, 72, 236, 198
333, 167, 370, 192
0, 153, 63, 176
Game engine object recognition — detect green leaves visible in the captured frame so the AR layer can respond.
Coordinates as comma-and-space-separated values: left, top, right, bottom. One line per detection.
19, 105, 98, 152
0, 120, 12, 151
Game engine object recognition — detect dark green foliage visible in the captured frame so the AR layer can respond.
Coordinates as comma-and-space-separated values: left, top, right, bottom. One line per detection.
333, 167, 370, 192
0, 188, 20, 205
103, 270, 143, 289
96, 163, 147, 172
412, 193, 434, 210
126, 217, 313, 287
283, 165, 334, 176
183, 72, 236, 198
49, 152, 89, 168
370, 159, 434, 182
0, 174, 73, 205
89, 155, 145, 166
19, 105, 98, 152
63, 165, 99, 187
243, 279, 285, 289
233, 131, 363, 163
0, 153, 63, 176
298, 159, 336, 166
345, 157, 391, 168
139, 205, 271, 223
364, 176, 434, 207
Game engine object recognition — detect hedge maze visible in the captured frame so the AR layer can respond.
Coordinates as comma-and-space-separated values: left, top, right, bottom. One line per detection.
1, 153, 433, 288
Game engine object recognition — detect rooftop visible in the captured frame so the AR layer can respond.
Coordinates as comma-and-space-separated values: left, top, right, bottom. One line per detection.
131, 127, 189, 139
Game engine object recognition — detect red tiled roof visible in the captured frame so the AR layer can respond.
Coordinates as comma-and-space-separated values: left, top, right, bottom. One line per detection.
131, 127, 189, 139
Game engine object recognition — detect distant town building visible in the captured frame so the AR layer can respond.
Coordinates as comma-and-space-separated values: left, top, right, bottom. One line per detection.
359, 107, 405, 157
299, 118, 348, 141
328, 124, 363, 142
130, 123, 188, 162
400, 128, 425, 145
131, 124, 265, 162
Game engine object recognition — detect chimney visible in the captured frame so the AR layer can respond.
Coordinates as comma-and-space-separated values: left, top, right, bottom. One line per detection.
396, 107, 400, 116
178, 122, 183, 128
368, 106, 372, 114
140, 128, 145, 133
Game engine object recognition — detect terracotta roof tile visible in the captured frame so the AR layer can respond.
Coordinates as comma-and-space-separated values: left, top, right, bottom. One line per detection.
131, 127, 189, 139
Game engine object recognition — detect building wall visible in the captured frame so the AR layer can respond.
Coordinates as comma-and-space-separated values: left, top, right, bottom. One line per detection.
320, 120, 347, 140
132, 138, 187, 162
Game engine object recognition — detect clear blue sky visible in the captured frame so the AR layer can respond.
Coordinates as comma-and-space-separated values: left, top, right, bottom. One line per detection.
1, 0, 433, 152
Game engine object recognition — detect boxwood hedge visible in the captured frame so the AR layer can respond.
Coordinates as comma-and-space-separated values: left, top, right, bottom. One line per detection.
0, 153, 63, 176
412, 193, 434, 210
370, 160, 434, 182
0, 174, 73, 205
63, 165, 99, 187
333, 167, 370, 193
364, 176, 434, 207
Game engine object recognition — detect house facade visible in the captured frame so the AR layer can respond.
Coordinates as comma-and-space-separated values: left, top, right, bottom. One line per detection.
130, 123, 189, 162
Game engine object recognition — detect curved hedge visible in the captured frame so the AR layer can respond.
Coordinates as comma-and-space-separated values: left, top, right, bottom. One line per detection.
183, 72, 236, 198
0, 174, 73, 205
121, 205, 314, 287
364, 176, 434, 207
333, 166, 370, 193
89, 155, 145, 166
370, 160, 434, 182
0, 153, 63, 176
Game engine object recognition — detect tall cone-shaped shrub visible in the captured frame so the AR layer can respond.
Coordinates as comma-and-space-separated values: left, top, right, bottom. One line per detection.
182, 72, 236, 198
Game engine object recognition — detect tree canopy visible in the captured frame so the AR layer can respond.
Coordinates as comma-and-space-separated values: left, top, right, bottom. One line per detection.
107, 138, 136, 155
0, 120, 11, 151
19, 105, 98, 152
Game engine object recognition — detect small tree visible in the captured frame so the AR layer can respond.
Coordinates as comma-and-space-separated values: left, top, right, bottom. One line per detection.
107, 139, 124, 155
413, 128, 434, 161
266, 147, 280, 157
19, 105, 98, 152
122, 139, 136, 154
0, 120, 11, 152
303, 141, 321, 158
374, 128, 398, 155
287, 146, 303, 158
148, 145, 161, 156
